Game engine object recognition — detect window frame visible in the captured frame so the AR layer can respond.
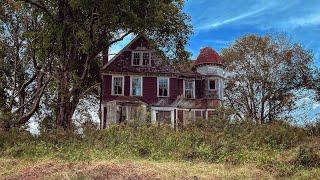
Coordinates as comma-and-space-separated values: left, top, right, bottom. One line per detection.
111, 75, 124, 96
208, 79, 218, 91
132, 52, 141, 66
157, 77, 170, 97
183, 80, 195, 99
130, 76, 143, 96
142, 52, 150, 66
132, 51, 151, 66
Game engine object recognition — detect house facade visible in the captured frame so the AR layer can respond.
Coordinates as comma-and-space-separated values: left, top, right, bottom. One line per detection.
100, 35, 226, 129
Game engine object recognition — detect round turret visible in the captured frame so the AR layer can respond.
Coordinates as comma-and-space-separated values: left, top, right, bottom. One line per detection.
194, 47, 225, 100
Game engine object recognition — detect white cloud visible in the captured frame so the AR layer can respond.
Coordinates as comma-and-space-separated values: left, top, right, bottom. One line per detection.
197, 7, 268, 30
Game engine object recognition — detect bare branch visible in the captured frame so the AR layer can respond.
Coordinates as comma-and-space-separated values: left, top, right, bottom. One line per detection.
80, 31, 133, 81
15, 78, 50, 125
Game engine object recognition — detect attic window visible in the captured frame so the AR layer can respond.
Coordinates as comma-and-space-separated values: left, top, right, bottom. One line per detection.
133, 52, 140, 65
142, 53, 150, 65
132, 51, 150, 66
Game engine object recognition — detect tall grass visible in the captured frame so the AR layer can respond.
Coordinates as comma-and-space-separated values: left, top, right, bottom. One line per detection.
0, 119, 319, 177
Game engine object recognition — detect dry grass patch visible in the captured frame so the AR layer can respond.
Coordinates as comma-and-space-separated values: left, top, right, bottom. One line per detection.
1, 158, 276, 180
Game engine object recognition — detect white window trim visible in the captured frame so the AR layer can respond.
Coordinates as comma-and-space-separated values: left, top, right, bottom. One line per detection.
130, 76, 143, 96
131, 51, 151, 66
142, 52, 150, 66
111, 75, 124, 96
157, 77, 170, 97
132, 51, 141, 66
208, 79, 218, 91
183, 80, 196, 99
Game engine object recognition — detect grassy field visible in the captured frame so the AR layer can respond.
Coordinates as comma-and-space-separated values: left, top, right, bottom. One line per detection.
1, 157, 320, 179
1, 120, 320, 179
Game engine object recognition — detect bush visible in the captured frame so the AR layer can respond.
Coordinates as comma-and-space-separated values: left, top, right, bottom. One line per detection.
295, 146, 320, 168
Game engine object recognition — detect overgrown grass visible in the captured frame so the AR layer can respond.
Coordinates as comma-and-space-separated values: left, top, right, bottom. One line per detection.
0, 119, 319, 178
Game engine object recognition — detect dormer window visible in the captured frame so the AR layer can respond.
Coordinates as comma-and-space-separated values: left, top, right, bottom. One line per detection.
132, 51, 150, 66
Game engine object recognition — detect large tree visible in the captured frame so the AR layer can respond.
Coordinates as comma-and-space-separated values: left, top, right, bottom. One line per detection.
0, 3, 51, 129
6, 0, 192, 130
222, 35, 316, 124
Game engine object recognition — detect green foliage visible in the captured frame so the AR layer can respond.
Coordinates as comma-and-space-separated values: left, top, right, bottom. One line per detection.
1, 119, 319, 177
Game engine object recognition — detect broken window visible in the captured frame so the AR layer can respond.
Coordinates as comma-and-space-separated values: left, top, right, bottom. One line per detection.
184, 80, 195, 98
131, 76, 142, 96
112, 76, 123, 95
158, 77, 169, 97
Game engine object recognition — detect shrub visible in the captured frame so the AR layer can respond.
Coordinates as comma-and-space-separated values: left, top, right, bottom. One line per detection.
295, 146, 320, 168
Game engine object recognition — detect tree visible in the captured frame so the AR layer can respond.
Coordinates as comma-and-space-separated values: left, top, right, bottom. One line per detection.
222, 35, 316, 124
0, 3, 51, 129
10, 0, 192, 130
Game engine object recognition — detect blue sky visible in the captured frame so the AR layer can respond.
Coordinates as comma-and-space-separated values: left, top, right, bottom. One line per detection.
184, 0, 320, 64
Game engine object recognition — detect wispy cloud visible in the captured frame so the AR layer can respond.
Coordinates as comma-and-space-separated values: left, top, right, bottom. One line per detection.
197, 7, 268, 30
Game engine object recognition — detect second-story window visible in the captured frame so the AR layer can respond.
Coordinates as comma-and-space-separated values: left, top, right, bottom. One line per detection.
112, 76, 124, 95
158, 77, 169, 97
133, 52, 140, 65
131, 76, 142, 96
209, 79, 217, 90
142, 53, 150, 66
184, 80, 195, 98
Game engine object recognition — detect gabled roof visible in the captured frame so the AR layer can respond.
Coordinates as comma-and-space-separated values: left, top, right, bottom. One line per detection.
194, 47, 223, 66
102, 34, 142, 70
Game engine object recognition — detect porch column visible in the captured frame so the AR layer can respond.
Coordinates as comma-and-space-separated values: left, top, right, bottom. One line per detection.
151, 108, 157, 124
205, 110, 208, 120
170, 110, 175, 128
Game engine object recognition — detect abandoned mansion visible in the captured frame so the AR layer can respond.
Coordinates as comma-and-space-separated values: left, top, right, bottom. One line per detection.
100, 35, 226, 129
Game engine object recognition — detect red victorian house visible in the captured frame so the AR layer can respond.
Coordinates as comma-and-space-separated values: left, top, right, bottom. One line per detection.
100, 35, 226, 129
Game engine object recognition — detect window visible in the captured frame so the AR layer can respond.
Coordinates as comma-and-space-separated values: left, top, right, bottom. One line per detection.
209, 79, 217, 90
132, 51, 151, 66
112, 76, 123, 95
131, 76, 142, 96
133, 52, 140, 65
184, 80, 195, 98
158, 77, 169, 97
142, 53, 150, 66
